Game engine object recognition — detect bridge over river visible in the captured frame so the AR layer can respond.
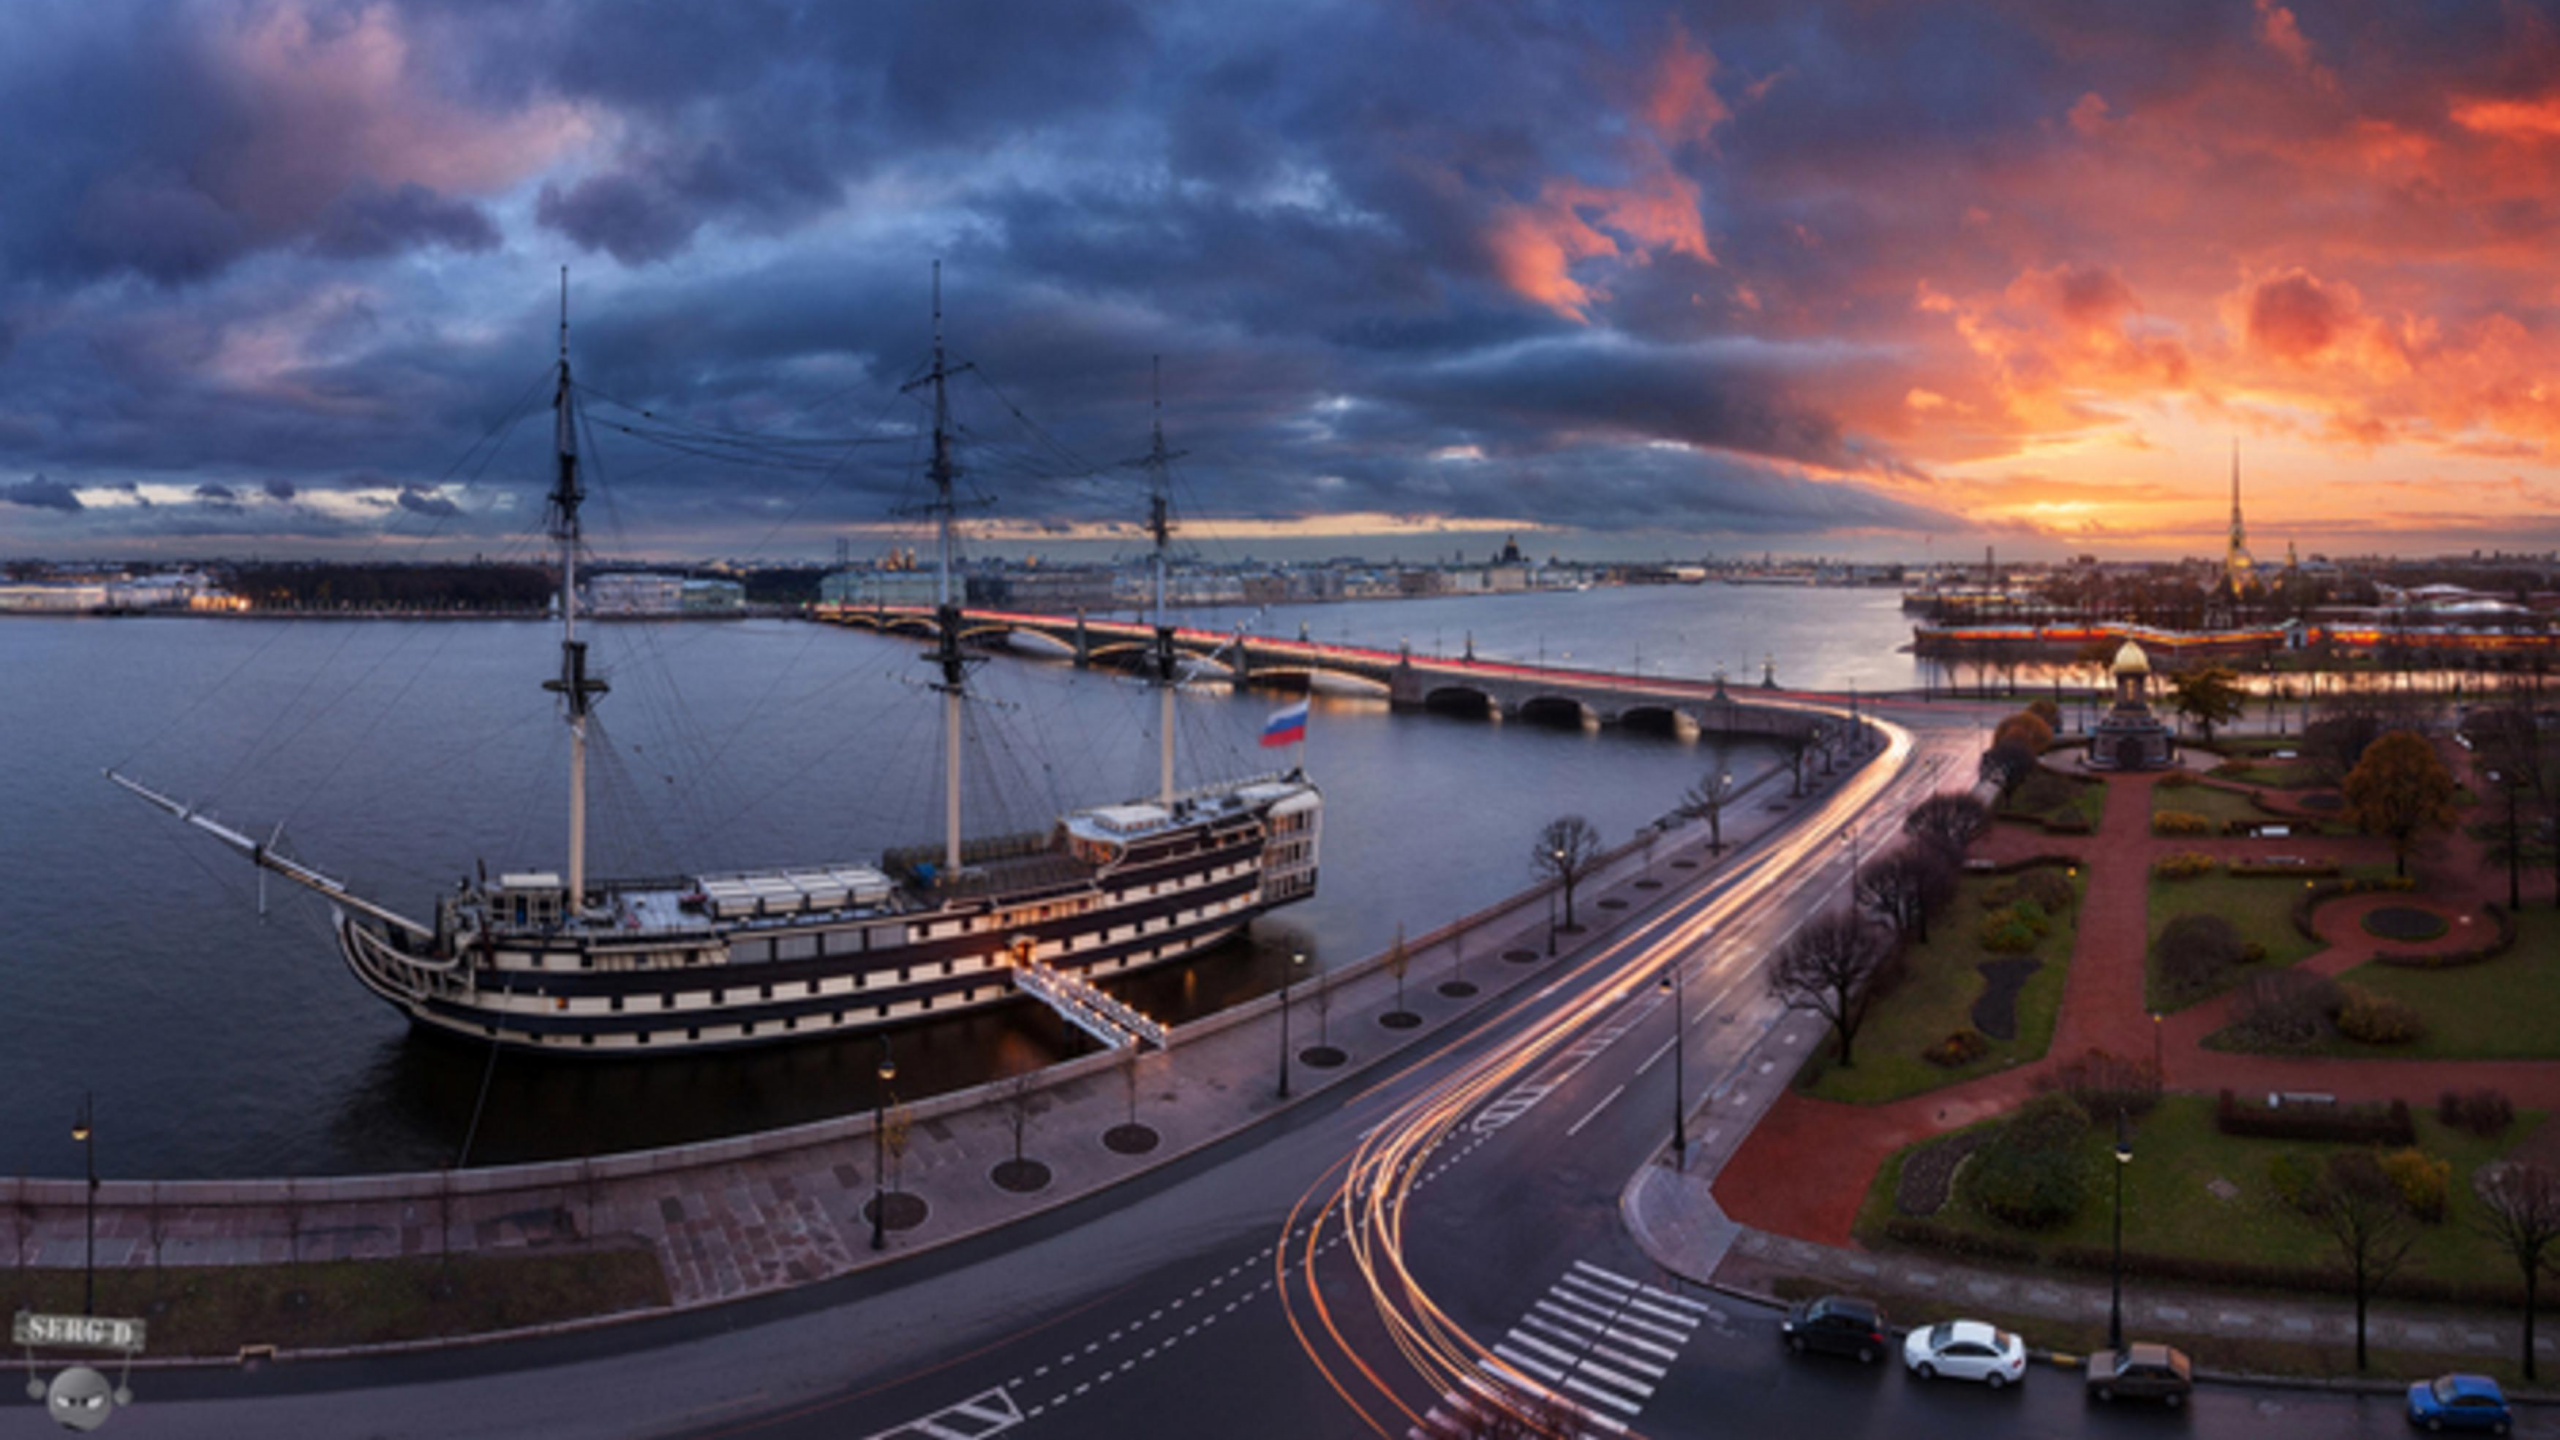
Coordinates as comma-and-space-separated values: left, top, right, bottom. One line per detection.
815, 604, 1868, 753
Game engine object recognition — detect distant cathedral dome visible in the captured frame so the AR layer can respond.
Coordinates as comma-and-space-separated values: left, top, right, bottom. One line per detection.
2112, 640, 2151, 678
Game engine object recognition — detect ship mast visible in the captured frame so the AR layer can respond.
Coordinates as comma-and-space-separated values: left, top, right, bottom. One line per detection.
1144, 355, 1183, 805
905, 262, 973, 875
541, 268, 608, 913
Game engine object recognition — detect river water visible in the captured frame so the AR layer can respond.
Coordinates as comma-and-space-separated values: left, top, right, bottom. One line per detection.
0, 584, 1921, 1178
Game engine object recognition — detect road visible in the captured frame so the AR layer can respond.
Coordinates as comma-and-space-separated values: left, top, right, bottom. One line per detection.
57, 703, 2474, 1439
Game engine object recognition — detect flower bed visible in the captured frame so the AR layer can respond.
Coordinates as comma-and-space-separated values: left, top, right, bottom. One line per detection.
2362, 905, 2450, 942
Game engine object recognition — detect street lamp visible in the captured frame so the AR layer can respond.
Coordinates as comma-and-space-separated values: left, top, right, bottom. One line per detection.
72, 1093, 96, 1316
1659, 962, 1687, 1168
1277, 950, 1305, 1098
1546, 847, 1564, 956
2109, 1111, 2133, 1351
2150, 1011, 2163, 1080
870, 1040, 896, 1252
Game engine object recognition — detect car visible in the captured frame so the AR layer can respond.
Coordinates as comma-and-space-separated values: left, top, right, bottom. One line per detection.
1780, 1295, 1886, 1363
2406, 1373, 2512, 1434
2086, 1343, 2193, 1407
1902, 1319, 2028, 1388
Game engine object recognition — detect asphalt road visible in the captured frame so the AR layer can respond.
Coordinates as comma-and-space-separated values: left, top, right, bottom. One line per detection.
38, 703, 2499, 1440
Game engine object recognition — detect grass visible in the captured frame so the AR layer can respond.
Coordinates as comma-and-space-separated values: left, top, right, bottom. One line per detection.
2144, 870, 2332, 1011
1798, 869, 2085, 1105
0, 1247, 667, 1357
2275, 908, 2560, 1060
2214, 759, 2325, 789
1857, 1095, 2542, 1296
2152, 781, 2268, 832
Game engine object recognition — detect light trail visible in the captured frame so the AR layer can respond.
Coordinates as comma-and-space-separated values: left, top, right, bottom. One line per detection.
1275, 717, 1929, 1437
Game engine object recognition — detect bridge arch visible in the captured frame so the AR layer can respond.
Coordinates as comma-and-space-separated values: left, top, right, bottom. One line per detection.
1515, 695, 1595, 729
1618, 704, 1689, 738
1421, 685, 1498, 720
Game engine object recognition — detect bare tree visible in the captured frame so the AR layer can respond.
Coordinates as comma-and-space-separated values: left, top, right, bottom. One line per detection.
2470, 704, 2549, 910
1387, 924, 1410, 1015
2477, 1163, 2560, 1380
2318, 1157, 2420, 1372
1678, 767, 1739, 855
1004, 1072, 1038, 1169
8, 1176, 25, 1274
1768, 910, 1890, 1068
1905, 792, 1991, 862
1121, 1043, 1141, 1128
1856, 846, 1957, 945
1531, 816, 1605, 931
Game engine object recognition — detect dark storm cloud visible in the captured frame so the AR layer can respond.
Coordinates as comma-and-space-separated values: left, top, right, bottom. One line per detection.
262, 477, 298, 501
395, 487, 462, 518
310, 182, 501, 260
1, 475, 82, 512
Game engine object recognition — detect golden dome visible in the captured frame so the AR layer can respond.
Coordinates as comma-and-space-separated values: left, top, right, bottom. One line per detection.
2112, 640, 2151, 677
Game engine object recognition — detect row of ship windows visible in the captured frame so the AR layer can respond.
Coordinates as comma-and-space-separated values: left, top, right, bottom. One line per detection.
530, 892, 1257, 1016
506, 921, 1240, 1047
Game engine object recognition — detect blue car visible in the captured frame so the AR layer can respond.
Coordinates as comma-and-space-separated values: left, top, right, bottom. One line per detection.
2406, 1374, 2511, 1434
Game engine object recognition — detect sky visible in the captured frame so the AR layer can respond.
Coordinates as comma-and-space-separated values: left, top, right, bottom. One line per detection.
1, 0, 2556, 565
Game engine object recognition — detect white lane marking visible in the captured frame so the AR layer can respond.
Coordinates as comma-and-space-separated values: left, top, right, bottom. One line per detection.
1562, 1376, 1641, 1416
1565, 1084, 1626, 1138
1570, 1261, 1640, 1290
1492, 1344, 1565, 1382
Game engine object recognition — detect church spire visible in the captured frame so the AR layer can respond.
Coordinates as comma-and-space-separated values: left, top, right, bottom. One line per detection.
2224, 438, 2253, 590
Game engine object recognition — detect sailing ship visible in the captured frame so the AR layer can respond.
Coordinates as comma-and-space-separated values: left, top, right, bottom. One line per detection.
111, 271, 1321, 1057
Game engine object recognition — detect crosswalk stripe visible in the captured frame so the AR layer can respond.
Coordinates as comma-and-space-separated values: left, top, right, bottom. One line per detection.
1520, 1313, 1586, 1349
1561, 1376, 1640, 1416
1588, 1341, 1667, 1379
1503, 1329, 1579, 1368
1493, 1344, 1565, 1383
1586, 1305, 1687, 1346
1533, 1300, 1606, 1335
1594, 1327, 1676, 1362
1570, 1260, 1639, 1291
1572, 1356, 1653, 1397
1555, 1272, 1628, 1306
1545, 1289, 1622, 1325
1637, 1283, 1712, 1315
1618, 1294, 1697, 1329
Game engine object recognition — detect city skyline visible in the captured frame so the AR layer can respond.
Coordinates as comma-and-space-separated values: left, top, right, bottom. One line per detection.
0, 0, 2554, 562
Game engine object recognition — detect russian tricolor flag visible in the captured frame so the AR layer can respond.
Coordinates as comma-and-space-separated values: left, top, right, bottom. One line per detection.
1261, 698, 1309, 748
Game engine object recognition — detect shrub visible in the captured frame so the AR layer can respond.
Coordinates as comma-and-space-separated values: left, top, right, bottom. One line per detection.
2335, 986, 2426, 1045
2217, 1089, 2416, 1145
2026, 698, 2062, 729
2156, 913, 2246, 1000
1978, 900, 2052, 953
2043, 811, 2093, 835
2268, 1151, 2326, 1215
2240, 940, 2268, 963
2439, 1088, 2515, 1137
2228, 971, 2343, 1048
2157, 770, 2194, 790
2153, 851, 2217, 880
2038, 1049, 2160, 1122
1879, 1218, 2040, 1265
1994, 711, 2055, 754
2380, 1148, 2451, 1222
1988, 868, 2076, 914
2230, 859, 2341, 878
1923, 1030, 1991, 1068
1962, 1096, 2092, 1230
2152, 810, 2212, 835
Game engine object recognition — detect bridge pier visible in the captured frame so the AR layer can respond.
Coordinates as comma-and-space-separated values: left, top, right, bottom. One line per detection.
1073, 611, 1090, 669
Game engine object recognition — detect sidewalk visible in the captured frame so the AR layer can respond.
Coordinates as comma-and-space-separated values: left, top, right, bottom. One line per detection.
5, 747, 1852, 1363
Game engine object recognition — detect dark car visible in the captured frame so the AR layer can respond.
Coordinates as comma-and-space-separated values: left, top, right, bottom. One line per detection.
2406, 1373, 2512, 1434
2086, 1343, 2193, 1406
1780, 1295, 1886, 1363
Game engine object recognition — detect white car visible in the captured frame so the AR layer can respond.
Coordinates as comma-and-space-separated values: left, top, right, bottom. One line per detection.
1903, 1319, 2029, 1388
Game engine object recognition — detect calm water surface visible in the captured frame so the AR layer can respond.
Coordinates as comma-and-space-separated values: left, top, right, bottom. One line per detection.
0, 585, 1917, 1178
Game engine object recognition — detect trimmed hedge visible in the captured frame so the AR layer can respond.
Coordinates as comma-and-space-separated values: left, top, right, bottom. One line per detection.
1878, 1218, 2541, 1308
2216, 1089, 2414, 1145
2153, 851, 2217, 880
2152, 810, 2213, 836
2228, 859, 2340, 878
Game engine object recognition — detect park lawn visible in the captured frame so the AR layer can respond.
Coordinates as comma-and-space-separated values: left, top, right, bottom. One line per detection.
2302, 908, 2560, 1060
1858, 1095, 2543, 1296
2142, 864, 2391, 1012
2151, 780, 2266, 831
2215, 758, 2324, 789
1798, 869, 2085, 1105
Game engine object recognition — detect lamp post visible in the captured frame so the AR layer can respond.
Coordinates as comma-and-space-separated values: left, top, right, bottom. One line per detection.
2109, 1111, 2133, 1351
1545, 848, 1562, 956
72, 1093, 96, 1316
1277, 950, 1305, 1098
1659, 962, 1687, 1168
870, 1040, 896, 1251
2150, 1011, 2163, 1080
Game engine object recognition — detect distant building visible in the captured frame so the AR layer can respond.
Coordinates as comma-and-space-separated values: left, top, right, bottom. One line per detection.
820, 569, 944, 608
586, 572, 744, 616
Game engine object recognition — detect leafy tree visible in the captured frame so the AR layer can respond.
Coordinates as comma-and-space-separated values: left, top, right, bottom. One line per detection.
1905, 792, 1991, 861
2476, 1162, 2560, 1380
1993, 710, 2054, 754
1856, 845, 1956, 945
1769, 910, 1890, 1068
1982, 737, 2038, 794
1531, 815, 1604, 931
2343, 731, 2459, 878
2166, 665, 2248, 744
2304, 701, 2389, 784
